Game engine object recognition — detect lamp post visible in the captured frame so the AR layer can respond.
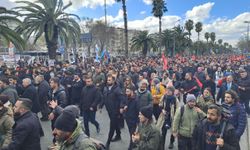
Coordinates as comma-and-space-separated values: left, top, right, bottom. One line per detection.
244, 21, 250, 52
104, 0, 107, 26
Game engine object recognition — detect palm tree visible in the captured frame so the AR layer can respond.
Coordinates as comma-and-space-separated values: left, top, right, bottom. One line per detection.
210, 32, 216, 44
185, 19, 194, 40
160, 29, 173, 55
0, 7, 25, 50
195, 22, 202, 41
172, 25, 189, 53
116, 0, 129, 57
218, 39, 223, 45
131, 31, 156, 57
15, 0, 80, 60
152, 0, 167, 53
204, 32, 210, 43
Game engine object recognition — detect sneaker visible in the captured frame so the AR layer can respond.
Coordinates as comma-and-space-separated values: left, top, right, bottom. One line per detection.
168, 143, 174, 149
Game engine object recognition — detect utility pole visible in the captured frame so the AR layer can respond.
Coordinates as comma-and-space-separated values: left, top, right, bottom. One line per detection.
244, 21, 250, 52
104, 0, 107, 26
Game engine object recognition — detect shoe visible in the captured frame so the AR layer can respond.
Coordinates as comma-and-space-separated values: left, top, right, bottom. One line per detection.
96, 126, 100, 133
111, 135, 121, 142
168, 143, 174, 149
105, 143, 110, 150
40, 117, 49, 121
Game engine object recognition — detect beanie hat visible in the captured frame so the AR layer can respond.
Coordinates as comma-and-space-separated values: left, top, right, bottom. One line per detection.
186, 94, 196, 102
140, 106, 153, 119
63, 105, 80, 118
55, 109, 77, 132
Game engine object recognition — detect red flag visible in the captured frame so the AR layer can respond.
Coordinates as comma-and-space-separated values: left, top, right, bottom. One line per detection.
162, 53, 168, 70
194, 76, 203, 88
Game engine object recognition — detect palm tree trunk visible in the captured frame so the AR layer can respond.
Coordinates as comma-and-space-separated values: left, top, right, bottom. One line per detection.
159, 16, 162, 54
198, 32, 200, 41
122, 0, 129, 57
44, 24, 58, 60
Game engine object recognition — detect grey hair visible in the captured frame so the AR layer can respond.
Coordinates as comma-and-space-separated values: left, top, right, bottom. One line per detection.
23, 78, 32, 85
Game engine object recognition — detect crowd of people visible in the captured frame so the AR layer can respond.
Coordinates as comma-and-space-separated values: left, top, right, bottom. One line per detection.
0, 54, 249, 150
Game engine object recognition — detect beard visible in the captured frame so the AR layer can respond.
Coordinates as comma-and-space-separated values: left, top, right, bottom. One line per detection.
14, 112, 22, 120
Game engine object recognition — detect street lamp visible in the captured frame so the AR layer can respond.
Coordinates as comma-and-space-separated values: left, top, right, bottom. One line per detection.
244, 21, 250, 52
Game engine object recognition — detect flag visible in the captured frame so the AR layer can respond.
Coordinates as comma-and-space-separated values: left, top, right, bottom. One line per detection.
194, 76, 203, 88
162, 53, 168, 70
95, 44, 100, 62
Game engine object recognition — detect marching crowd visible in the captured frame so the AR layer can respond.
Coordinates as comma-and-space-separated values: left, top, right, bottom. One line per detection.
0, 54, 249, 150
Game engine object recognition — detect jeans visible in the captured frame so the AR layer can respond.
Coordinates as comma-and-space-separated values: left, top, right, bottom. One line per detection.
178, 135, 192, 150
83, 110, 99, 136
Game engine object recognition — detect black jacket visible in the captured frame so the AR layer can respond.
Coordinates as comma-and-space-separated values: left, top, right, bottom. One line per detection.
237, 75, 250, 100
2, 111, 42, 150
123, 96, 139, 126
38, 80, 50, 103
48, 85, 68, 108
80, 85, 101, 112
192, 119, 240, 150
21, 85, 40, 113
103, 84, 124, 118
71, 79, 84, 100
180, 79, 200, 97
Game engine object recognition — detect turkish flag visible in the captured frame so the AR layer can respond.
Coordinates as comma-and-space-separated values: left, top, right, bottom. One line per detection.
162, 53, 168, 70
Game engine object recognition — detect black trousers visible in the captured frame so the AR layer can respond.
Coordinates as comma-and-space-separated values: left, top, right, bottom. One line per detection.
178, 135, 192, 150
83, 110, 99, 136
40, 99, 49, 119
240, 98, 250, 114
106, 115, 121, 144
126, 120, 137, 150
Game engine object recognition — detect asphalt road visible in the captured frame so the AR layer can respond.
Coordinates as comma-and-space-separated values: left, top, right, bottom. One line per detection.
40, 108, 250, 150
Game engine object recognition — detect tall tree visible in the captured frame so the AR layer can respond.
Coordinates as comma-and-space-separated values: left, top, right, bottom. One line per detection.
152, 0, 167, 53
195, 22, 202, 41
205, 32, 210, 43
160, 29, 173, 55
15, 0, 80, 60
0, 7, 25, 50
172, 25, 189, 53
218, 39, 223, 45
131, 31, 156, 57
210, 32, 216, 44
116, 0, 129, 56
185, 19, 194, 40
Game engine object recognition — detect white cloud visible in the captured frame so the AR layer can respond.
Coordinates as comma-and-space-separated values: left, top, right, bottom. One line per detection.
199, 12, 250, 46
140, 11, 146, 15
113, 15, 182, 33
143, 0, 152, 5
185, 2, 215, 22
99, 9, 124, 23
6, 0, 116, 9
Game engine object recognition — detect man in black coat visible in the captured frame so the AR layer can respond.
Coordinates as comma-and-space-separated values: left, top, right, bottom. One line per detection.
71, 73, 84, 105
2, 98, 42, 150
237, 68, 250, 115
102, 74, 124, 150
35, 75, 50, 121
80, 76, 100, 137
192, 104, 240, 150
21, 78, 40, 114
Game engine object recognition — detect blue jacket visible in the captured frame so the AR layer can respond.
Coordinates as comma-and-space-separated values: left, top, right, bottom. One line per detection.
222, 102, 247, 138
217, 82, 238, 102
